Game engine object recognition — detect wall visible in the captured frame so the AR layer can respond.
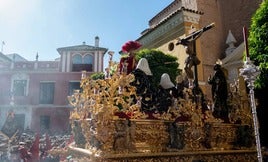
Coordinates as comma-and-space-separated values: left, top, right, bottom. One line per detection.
197, 0, 262, 97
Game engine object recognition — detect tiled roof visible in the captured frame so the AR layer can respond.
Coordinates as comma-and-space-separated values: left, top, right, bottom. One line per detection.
154, 7, 202, 29
138, 7, 203, 40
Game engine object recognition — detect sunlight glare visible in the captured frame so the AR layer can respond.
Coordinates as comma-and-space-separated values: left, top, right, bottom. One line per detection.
0, 0, 13, 13
0, 0, 40, 25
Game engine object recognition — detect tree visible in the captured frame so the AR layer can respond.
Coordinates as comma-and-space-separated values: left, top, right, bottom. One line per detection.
135, 49, 180, 89
248, 0, 268, 148
248, 0, 268, 88
90, 72, 105, 80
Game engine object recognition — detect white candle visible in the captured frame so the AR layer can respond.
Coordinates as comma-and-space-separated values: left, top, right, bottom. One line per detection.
243, 26, 250, 58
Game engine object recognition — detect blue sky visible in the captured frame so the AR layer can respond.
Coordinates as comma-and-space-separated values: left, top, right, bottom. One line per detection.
0, 0, 173, 68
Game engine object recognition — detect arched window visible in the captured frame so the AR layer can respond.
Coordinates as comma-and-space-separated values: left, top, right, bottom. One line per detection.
84, 54, 93, 64
72, 54, 82, 64
72, 54, 93, 72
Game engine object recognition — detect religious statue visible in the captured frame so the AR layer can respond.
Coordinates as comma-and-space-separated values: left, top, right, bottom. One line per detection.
168, 122, 185, 149
176, 23, 215, 88
184, 41, 201, 81
113, 120, 130, 151
208, 63, 229, 122
130, 58, 156, 112
118, 41, 142, 75
155, 73, 178, 113
176, 23, 215, 110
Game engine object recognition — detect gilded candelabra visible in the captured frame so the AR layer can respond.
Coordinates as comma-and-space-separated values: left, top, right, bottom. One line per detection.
239, 57, 262, 162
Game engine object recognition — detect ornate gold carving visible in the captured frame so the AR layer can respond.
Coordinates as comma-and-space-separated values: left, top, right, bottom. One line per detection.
67, 68, 257, 161
132, 120, 169, 153
208, 123, 237, 150
228, 79, 252, 125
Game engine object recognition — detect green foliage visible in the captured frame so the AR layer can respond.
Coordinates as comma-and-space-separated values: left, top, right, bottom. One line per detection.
135, 49, 181, 88
249, 0, 268, 88
91, 72, 105, 80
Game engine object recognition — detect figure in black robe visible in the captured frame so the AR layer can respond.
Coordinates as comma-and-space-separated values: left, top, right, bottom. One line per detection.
155, 73, 178, 113
130, 58, 156, 112
208, 64, 229, 122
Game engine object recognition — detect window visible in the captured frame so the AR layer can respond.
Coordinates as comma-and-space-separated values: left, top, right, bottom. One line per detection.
72, 54, 93, 72
84, 54, 93, 64
11, 73, 29, 96
72, 54, 82, 64
39, 82, 55, 104
40, 115, 50, 133
13, 80, 27, 96
69, 81, 81, 95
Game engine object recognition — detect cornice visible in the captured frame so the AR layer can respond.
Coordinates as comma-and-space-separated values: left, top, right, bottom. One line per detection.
137, 8, 201, 47
182, 10, 201, 24
57, 45, 108, 53
138, 12, 184, 47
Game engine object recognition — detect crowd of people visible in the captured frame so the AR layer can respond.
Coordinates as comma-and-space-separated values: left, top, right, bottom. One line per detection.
0, 130, 73, 162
